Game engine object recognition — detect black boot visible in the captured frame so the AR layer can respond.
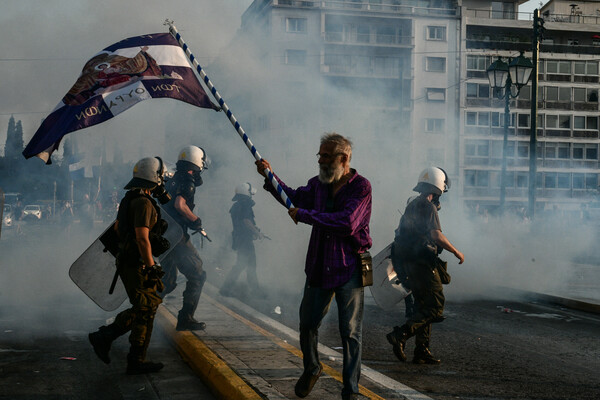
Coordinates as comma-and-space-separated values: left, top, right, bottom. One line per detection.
176, 308, 206, 331
89, 325, 121, 364
413, 346, 441, 365
386, 325, 409, 362
126, 346, 164, 375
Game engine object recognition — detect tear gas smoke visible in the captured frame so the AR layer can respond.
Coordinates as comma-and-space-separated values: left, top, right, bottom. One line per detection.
0, 0, 596, 333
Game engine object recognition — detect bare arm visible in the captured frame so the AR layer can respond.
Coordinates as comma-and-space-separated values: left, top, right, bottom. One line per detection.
431, 229, 464, 264
243, 218, 264, 239
134, 226, 156, 267
174, 195, 198, 224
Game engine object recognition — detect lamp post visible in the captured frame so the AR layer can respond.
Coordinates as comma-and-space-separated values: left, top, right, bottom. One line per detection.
487, 52, 533, 214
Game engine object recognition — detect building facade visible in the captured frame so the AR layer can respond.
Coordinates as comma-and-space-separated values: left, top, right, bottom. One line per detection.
239, 0, 600, 214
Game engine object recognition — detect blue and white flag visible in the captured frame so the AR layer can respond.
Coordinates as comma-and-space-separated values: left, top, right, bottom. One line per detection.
23, 33, 218, 163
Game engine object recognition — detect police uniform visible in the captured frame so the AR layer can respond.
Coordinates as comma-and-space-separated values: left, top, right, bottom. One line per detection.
388, 194, 445, 364
221, 193, 259, 295
161, 170, 207, 328
89, 189, 165, 373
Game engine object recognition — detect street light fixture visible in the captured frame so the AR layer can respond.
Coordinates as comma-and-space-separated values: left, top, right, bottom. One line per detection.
487, 51, 533, 214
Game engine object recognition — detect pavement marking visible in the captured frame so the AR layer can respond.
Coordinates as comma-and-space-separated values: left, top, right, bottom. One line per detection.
155, 307, 262, 400
205, 283, 434, 400
206, 295, 386, 400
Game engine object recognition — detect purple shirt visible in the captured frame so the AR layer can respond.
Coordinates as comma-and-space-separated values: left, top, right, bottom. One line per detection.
264, 169, 372, 289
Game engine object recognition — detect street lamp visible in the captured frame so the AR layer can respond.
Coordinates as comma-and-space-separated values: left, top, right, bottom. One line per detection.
487, 52, 533, 214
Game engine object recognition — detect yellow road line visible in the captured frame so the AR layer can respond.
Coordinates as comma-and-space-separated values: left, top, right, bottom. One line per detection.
206, 296, 386, 400
156, 307, 262, 400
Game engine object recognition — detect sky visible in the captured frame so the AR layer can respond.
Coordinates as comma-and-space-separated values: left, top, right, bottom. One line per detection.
0, 0, 253, 155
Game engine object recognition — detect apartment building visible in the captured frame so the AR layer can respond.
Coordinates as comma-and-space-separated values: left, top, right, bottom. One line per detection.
238, 0, 600, 213
461, 0, 600, 215
239, 0, 459, 188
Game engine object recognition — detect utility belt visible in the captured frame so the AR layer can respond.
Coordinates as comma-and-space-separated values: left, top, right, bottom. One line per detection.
357, 251, 373, 287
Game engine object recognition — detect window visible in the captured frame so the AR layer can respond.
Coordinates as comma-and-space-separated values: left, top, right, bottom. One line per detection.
466, 112, 477, 125
546, 60, 571, 74
467, 83, 490, 98
573, 144, 584, 159
426, 88, 445, 102
465, 170, 489, 187
559, 87, 570, 102
286, 18, 307, 33
586, 145, 598, 160
478, 112, 490, 127
285, 50, 306, 65
427, 26, 446, 41
545, 173, 557, 189
491, 141, 503, 157
466, 55, 490, 71
585, 173, 598, 189
376, 26, 395, 44
357, 25, 370, 43
465, 140, 489, 156
557, 173, 570, 189
559, 115, 571, 129
545, 143, 557, 159
516, 172, 528, 188
426, 57, 446, 73
573, 173, 584, 189
518, 114, 530, 128
546, 115, 558, 128
546, 86, 558, 101
517, 143, 529, 158
491, 112, 501, 127
557, 143, 570, 159
574, 116, 585, 129
425, 118, 445, 133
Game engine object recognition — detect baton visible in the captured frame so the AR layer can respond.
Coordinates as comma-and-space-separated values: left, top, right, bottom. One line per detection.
192, 229, 212, 242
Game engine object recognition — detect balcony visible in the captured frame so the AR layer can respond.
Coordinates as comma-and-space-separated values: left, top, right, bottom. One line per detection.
272, 0, 459, 17
320, 63, 399, 78
323, 32, 413, 47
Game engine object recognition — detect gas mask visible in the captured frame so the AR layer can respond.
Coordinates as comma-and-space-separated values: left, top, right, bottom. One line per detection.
432, 194, 441, 211
151, 183, 171, 204
192, 170, 203, 187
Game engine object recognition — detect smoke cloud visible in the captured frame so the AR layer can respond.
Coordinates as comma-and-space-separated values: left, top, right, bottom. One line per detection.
0, 0, 596, 331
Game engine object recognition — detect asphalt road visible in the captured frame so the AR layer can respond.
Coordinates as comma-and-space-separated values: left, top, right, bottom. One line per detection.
224, 281, 600, 400
2, 220, 599, 400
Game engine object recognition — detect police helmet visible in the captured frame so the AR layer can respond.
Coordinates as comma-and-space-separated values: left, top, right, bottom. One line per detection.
176, 145, 209, 172
235, 182, 257, 197
124, 157, 166, 190
413, 167, 450, 196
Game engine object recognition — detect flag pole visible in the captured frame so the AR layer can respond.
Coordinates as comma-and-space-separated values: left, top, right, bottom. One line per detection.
164, 19, 294, 210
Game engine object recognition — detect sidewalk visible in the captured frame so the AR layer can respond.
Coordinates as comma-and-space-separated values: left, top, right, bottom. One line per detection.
156, 282, 432, 400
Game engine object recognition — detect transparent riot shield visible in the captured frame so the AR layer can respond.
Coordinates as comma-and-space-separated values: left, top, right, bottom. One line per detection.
0, 188, 4, 239
69, 206, 183, 311
369, 243, 411, 310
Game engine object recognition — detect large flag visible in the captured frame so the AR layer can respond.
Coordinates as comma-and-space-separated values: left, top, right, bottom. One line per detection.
23, 33, 218, 163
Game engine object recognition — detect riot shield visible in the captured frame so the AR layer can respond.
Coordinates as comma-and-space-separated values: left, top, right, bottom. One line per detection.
0, 188, 4, 239
369, 243, 411, 310
69, 206, 183, 311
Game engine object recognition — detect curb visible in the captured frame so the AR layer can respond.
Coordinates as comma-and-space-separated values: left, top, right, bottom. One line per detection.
155, 307, 262, 400
531, 292, 600, 315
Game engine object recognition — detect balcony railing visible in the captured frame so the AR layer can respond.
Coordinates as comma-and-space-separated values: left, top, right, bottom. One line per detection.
466, 7, 600, 26
324, 32, 413, 46
271, 0, 459, 17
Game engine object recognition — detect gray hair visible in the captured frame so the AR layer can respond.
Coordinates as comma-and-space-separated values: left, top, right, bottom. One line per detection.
321, 132, 352, 162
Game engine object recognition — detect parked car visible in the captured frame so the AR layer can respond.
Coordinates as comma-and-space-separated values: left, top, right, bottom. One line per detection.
23, 204, 42, 220
3, 204, 12, 227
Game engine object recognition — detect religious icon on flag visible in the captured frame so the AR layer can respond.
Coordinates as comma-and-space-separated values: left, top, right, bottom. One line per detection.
23, 33, 219, 163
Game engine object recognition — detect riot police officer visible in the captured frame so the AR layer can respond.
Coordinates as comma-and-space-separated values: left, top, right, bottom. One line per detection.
386, 167, 464, 365
89, 156, 169, 374
219, 182, 266, 297
160, 145, 209, 331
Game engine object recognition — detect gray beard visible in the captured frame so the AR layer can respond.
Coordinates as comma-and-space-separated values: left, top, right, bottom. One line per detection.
318, 163, 344, 184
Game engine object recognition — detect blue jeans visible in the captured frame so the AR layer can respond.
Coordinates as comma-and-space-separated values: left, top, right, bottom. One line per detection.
299, 268, 364, 396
